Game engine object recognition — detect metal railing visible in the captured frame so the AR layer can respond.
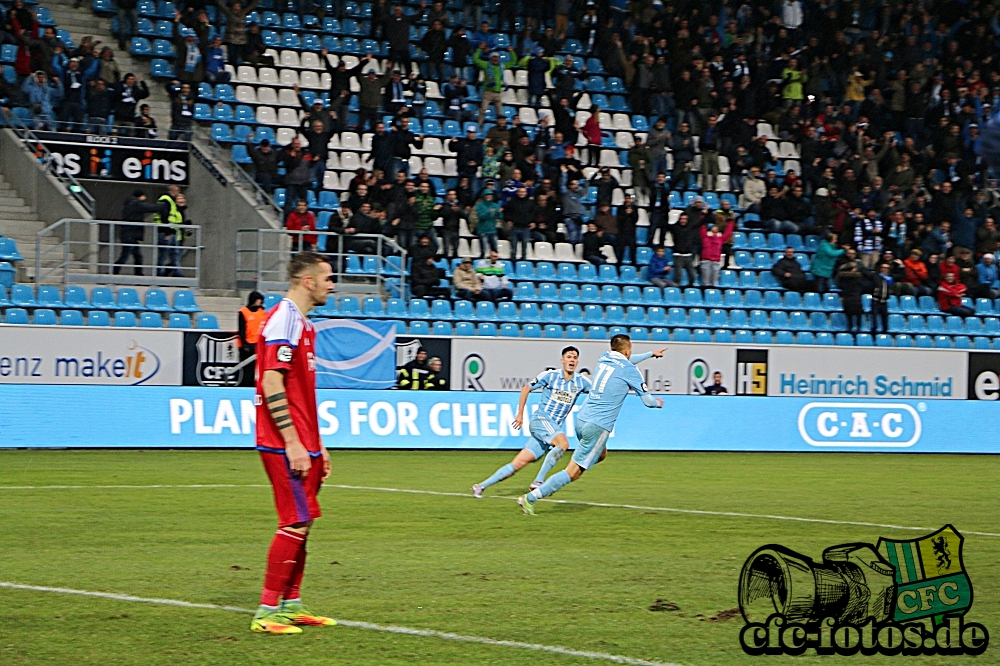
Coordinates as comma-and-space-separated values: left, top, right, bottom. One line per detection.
236, 228, 407, 294
35, 219, 201, 287
7, 114, 97, 218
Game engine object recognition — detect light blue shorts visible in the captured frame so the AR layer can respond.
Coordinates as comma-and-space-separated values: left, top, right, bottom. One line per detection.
524, 414, 561, 459
572, 420, 610, 470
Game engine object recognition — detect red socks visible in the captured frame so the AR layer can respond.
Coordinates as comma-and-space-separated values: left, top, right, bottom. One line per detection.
283, 542, 307, 602
260, 528, 306, 607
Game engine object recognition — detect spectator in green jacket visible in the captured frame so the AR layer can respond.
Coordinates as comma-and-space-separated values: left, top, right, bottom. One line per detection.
781, 58, 806, 104
474, 189, 502, 256
810, 232, 846, 293
473, 46, 513, 128
415, 181, 441, 250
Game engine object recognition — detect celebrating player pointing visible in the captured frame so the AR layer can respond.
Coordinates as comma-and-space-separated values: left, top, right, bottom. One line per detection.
252, 252, 338, 635
519, 335, 664, 515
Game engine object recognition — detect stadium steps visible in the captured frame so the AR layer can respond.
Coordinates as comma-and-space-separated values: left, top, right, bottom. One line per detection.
45, 0, 173, 126
0, 175, 62, 281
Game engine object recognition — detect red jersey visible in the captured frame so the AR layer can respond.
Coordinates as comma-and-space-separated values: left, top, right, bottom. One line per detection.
255, 298, 321, 454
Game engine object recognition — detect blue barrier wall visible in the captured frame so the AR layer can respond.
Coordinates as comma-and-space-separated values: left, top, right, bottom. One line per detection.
0, 386, 995, 453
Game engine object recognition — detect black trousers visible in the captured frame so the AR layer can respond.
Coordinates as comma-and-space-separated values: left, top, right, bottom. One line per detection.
871, 300, 889, 334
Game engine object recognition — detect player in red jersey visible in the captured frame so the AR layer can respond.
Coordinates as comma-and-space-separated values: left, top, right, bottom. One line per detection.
251, 252, 337, 635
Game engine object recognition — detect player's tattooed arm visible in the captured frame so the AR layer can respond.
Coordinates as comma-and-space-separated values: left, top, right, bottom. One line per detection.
266, 392, 294, 431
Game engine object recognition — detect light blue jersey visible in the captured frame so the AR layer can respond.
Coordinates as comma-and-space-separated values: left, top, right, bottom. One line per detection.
576, 351, 661, 430
528, 369, 592, 425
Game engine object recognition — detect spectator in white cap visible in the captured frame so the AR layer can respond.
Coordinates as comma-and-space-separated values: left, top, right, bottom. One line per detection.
976, 253, 1000, 299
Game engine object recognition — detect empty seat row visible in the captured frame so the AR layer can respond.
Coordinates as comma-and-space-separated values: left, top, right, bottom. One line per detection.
0, 285, 201, 312
2, 308, 218, 328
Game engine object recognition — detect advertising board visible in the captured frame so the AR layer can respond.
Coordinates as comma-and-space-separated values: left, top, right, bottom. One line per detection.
0, 386, 995, 453
0, 326, 183, 385
30, 131, 189, 184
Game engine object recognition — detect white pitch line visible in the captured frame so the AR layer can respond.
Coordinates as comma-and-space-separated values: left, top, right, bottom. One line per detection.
0, 582, 679, 666
3, 482, 998, 538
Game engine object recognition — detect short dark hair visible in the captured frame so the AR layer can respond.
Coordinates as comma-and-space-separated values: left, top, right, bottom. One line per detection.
287, 251, 326, 281
561, 346, 579, 357
610, 334, 631, 353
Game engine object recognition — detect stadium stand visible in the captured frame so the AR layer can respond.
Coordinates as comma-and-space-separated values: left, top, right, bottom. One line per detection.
0, 0, 998, 346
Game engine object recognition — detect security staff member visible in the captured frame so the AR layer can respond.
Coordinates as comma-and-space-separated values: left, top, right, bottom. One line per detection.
152, 184, 183, 277
238, 291, 267, 386
397, 347, 429, 389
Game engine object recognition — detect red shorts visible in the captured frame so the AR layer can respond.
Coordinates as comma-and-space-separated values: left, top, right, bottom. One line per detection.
259, 451, 324, 527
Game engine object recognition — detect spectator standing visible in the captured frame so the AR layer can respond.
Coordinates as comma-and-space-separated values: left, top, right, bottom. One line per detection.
671, 122, 695, 188
246, 138, 278, 193
871, 263, 892, 334
504, 186, 538, 261
278, 138, 312, 216
647, 172, 669, 246
439, 189, 466, 259
285, 199, 317, 252
514, 48, 560, 109
300, 118, 334, 189
472, 46, 509, 128
166, 80, 198, 140
204, 36, 231, 84
86, 78, 114, 134
21, 70, 62, 130
173, 11, 208, 84
810, 233, 845, 293
134, 104, 158, 137
114, 189, 168, 275
452, 257, 485, 301
581, 107, 602, 168
113, 73, 148, 135
474, 189, 501, 256
414, 180, 440, 248
449, 127, 483, 191
835, 259, 865, 333
446, 25, 472, 81
418, 19, 447, 81
217, 0, 259, 65
475, 250, 512, 300
383, 5, 413, 73
698, 214, 734, 287
582, 222, 606, 266
355, 57, 393, 133
53, 57, 88, 132
616, 194, 639, 265
667, 213, 699, 285
559, 168, 585, 245
390, 117, 423, 178
647, 246, 677, 288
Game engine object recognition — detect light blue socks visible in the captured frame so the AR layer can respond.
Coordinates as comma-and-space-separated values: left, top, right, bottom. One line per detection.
481, 463, 516, 489
527, 470, 571, 504
533, 447, 564, 484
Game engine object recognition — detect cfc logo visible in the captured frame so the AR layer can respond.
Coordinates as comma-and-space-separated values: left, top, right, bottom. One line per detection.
736, 349, 768, 396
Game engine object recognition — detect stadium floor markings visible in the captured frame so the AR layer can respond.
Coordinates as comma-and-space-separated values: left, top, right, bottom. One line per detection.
3, 482, 998, 539
0, 582, 679, 666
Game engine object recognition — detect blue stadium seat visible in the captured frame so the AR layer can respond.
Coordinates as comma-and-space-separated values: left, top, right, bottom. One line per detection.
33, 308, 57, 325
522, 324, 542, 338
410, 321, 430, 335
672, 328, 691, 342
431, 299, 452, 320
4, 308, 29, 324
565, 325, 586, 339
499, 323, 520, 337
362, 296, 385, 316
693, 328, 712, 343
974, 336, 992, 349
454, 321, 475, 336
796, 331, 815, 345
59, 309, 84, 326
115, 311, 138, 327
775, 330, 794, 345
168, 313, 191, 328
650, 327, 670, 341
432, 321, 452, 335
475, 301, 496, 320
476, 322, 498, 336
87, 310, 111, 326
588, 325, 608, 340
173, 290, 202, 312
835, 333, 854, 346
855, 333, 873, 347
875, 334, 894, 347
11, 284, 38, 307
521, 303, 542, 321
542, 324, 563, 338
140, 312, 163, 327
37, 286, 65, 308
116, 288, 143, 310
953, 336, 972, 349
729, 310, 749, 328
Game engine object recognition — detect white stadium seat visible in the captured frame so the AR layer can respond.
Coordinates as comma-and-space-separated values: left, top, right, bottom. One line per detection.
425, 81, 441, 98
340, 152, 360, 170
601, 245, 618, 264
514, 70, 528, 87
611, 189, 625, 206
279, 69, 299, 87
554, 242, 577, 262
277, 88, 298, 106
361, 133, 372, 150
258, 67, 279, 84
716, 175, 731, 191
255, 106, 277, 124
326, 134, 340, 149
236, 65, 257, 83
599, 149, 619, 167
322, 171, 339, 189
501, 89, 517, 105
533, 242, 554, 260
341, 132, 361, 149
320, 72, 331, 88
598, 112, 613, 129
301, 51, 321, 69
718, 155, 731, 173
514, 88, 528, 105
519, 107, 538, 125
783, 159, 801, 175
756, 122, 775, 139
280, 50, 300, 68
497, 239, 512, 259
444, 158, 458, 176
300, 71, 321, 89
421, 137, 443, 155
615, 132, 634, 149
277, 107, 300, 126
256, 87, 278, 105
408, 156, 423, 173
236, 85, 257, 103
503, 69, 515, 86
613, 113, 633, 130
263, 49, 280, 63
340, 172, 354, 188
779, 141, 799, 158
275, 127, 297, 145
576, 93, 590, 109
326, 152, 340, 169
766, 140, 780, 157
424, 157, 445, 175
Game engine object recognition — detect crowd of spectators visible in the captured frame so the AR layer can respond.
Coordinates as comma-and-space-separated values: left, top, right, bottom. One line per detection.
7, 0, 1000, 326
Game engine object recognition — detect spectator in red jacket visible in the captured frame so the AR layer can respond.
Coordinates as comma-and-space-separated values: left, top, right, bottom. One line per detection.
938, 272, 975, 317
285, 199, 317, 251
940, 253, 961, 284
581, 106, 602, 168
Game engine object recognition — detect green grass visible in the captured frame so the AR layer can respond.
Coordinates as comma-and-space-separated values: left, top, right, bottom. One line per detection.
1, 450, 998, 665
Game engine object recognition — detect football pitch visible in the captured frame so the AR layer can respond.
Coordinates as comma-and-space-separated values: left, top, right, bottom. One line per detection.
1, 449, 998, 665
